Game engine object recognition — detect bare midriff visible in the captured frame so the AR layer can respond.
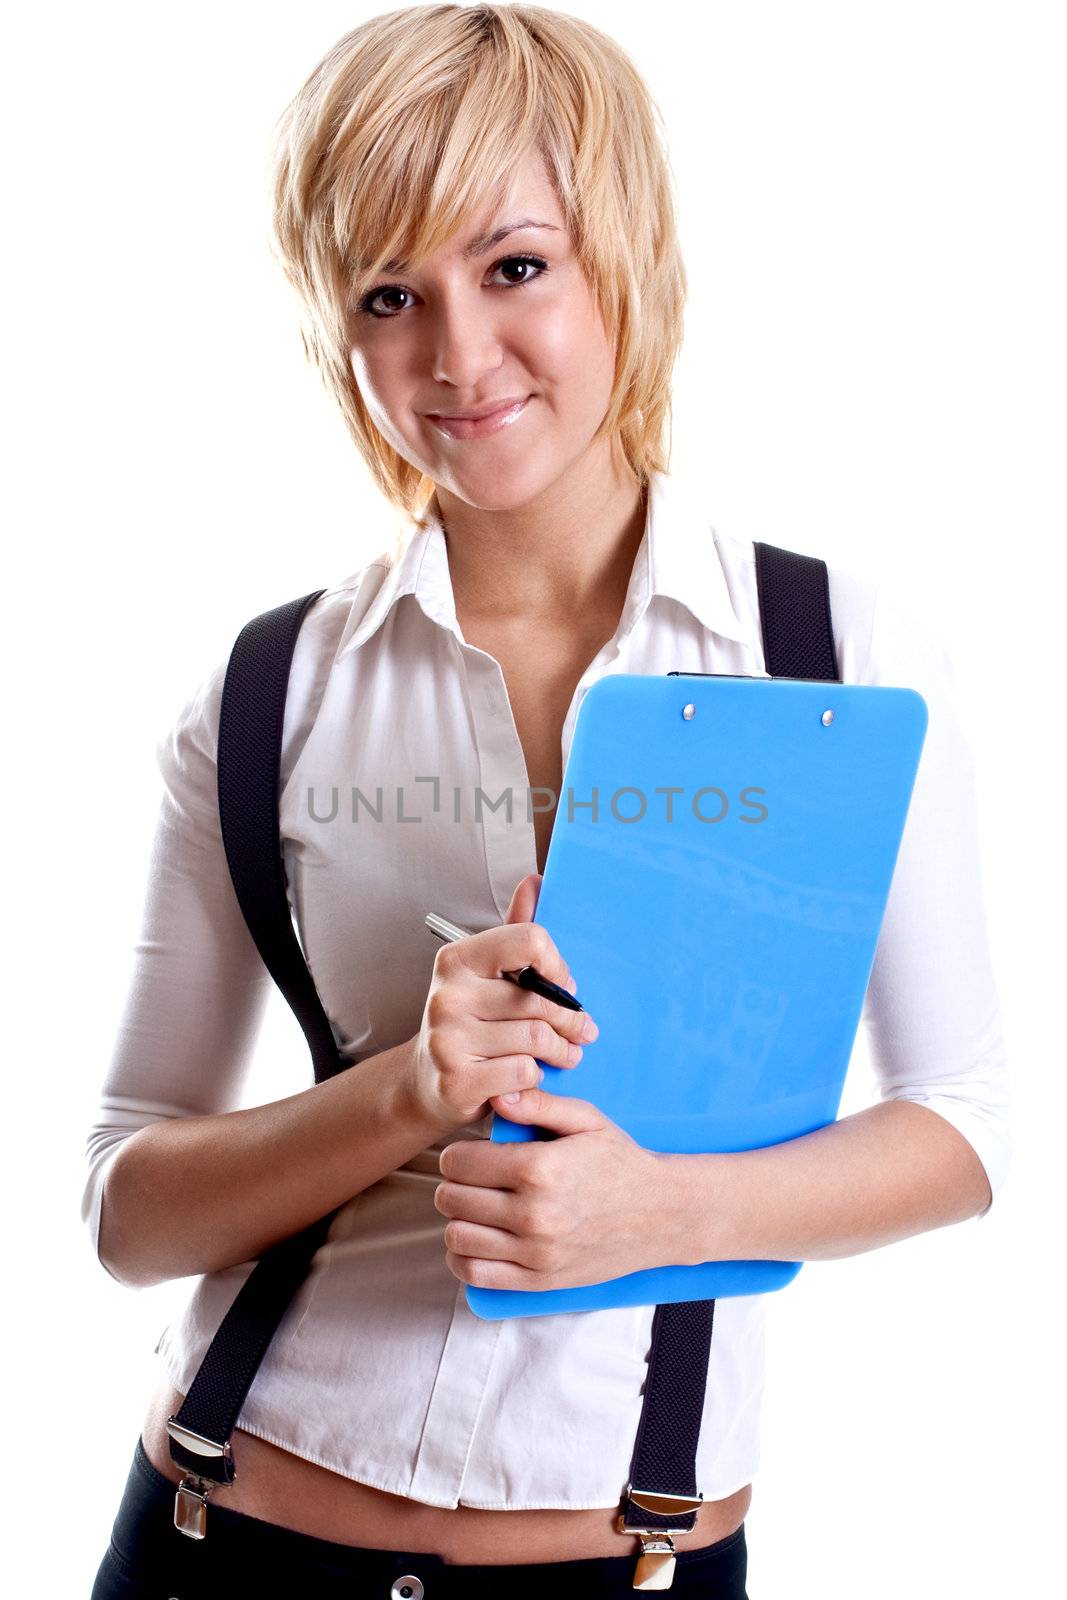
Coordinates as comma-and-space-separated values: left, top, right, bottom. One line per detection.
142, 1375, 750, 1566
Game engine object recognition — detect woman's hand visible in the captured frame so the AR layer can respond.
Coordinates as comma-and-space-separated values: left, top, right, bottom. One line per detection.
403, 872, 598, 1137
435, 1089, 680, 1291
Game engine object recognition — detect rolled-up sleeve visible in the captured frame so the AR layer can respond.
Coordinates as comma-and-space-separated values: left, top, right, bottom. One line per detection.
81, 659, 273, 1280
857, 585, 1011, 1218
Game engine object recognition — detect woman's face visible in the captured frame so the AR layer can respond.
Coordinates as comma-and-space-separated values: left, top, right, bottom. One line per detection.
346, 148, 618, 510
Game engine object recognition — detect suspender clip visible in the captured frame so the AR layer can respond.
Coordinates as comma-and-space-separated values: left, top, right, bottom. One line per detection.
166, 1415, 235, 1539
631, 1532, 678, 1590
173, 1474, 213, 1540
617, 1485, 704, 1591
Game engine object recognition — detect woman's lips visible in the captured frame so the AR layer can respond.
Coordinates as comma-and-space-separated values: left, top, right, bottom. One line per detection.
424, 395, 531, 440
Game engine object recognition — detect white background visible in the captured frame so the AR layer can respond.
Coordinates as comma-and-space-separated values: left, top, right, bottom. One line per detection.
5, 3, 1063, 1594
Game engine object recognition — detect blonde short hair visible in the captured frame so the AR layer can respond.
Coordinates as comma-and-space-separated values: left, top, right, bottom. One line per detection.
269, 3, 687, 519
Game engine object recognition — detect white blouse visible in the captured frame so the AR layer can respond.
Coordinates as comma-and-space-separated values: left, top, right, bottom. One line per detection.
81, 466, 1010, 1510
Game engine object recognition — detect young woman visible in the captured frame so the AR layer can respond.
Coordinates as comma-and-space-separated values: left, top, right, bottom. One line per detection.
85, 7, 1009, 1597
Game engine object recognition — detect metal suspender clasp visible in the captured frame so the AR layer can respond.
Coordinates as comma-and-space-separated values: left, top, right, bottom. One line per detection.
166, 1417, 235, 1540
173, 1474, 212, 1540
616, 1486, 704, 1591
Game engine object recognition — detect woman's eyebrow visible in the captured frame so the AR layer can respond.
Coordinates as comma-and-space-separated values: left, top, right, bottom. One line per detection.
461, 218, 560, 258
381, 219, 560, 274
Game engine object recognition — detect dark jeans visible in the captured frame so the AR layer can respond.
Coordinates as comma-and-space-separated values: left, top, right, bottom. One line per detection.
90, 1437, 749, 1598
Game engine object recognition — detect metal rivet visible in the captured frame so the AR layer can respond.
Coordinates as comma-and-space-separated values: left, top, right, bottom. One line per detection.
821, 709, 834, 726
682, 703, 696, 721
391, 1578, 425, 1600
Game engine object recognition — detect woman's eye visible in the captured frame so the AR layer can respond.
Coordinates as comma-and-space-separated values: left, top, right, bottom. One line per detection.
491, 254, 547, 288
360, 285, 412, 317
356, 254, 548, 318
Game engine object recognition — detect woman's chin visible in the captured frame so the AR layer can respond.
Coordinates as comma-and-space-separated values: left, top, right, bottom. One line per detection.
431, 459, 561, 514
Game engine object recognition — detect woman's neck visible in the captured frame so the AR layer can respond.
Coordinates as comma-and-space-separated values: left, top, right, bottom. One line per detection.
435, 454, 648, 627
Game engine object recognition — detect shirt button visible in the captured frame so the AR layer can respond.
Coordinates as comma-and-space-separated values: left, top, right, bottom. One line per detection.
391, 1578, 425, 1600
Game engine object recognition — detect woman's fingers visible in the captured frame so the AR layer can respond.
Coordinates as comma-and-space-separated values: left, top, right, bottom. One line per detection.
503, 871, 543, 926
470, 1009, 594, 1070
477, 974, 596, 1043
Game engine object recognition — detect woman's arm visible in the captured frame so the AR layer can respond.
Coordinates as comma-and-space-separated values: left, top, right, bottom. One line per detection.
668, 1096, 993, 1265
98, 1033, 434, 1289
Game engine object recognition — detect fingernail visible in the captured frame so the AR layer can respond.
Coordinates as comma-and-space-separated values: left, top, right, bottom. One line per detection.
581, 1017, 599, 1042
568, 1043, 584, 1064
503, 1091, 520, 1104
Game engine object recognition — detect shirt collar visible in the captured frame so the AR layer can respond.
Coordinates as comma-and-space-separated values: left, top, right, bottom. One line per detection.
336, 466, 750, 659
621, 467, 751, 644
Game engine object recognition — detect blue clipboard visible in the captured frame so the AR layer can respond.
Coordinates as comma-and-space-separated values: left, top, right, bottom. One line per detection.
466, 671, 928, 1321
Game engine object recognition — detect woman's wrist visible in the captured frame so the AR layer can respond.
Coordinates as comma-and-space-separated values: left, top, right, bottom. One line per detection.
384, 1034, 458, 1146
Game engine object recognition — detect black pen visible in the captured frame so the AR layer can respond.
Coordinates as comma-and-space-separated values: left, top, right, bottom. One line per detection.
424, 912, 585, 1012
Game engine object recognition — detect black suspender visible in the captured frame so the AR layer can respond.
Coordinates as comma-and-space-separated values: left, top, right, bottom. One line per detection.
755, 539, 840, 680
165, 541, 840, 1586
165, 589, 344, 1538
